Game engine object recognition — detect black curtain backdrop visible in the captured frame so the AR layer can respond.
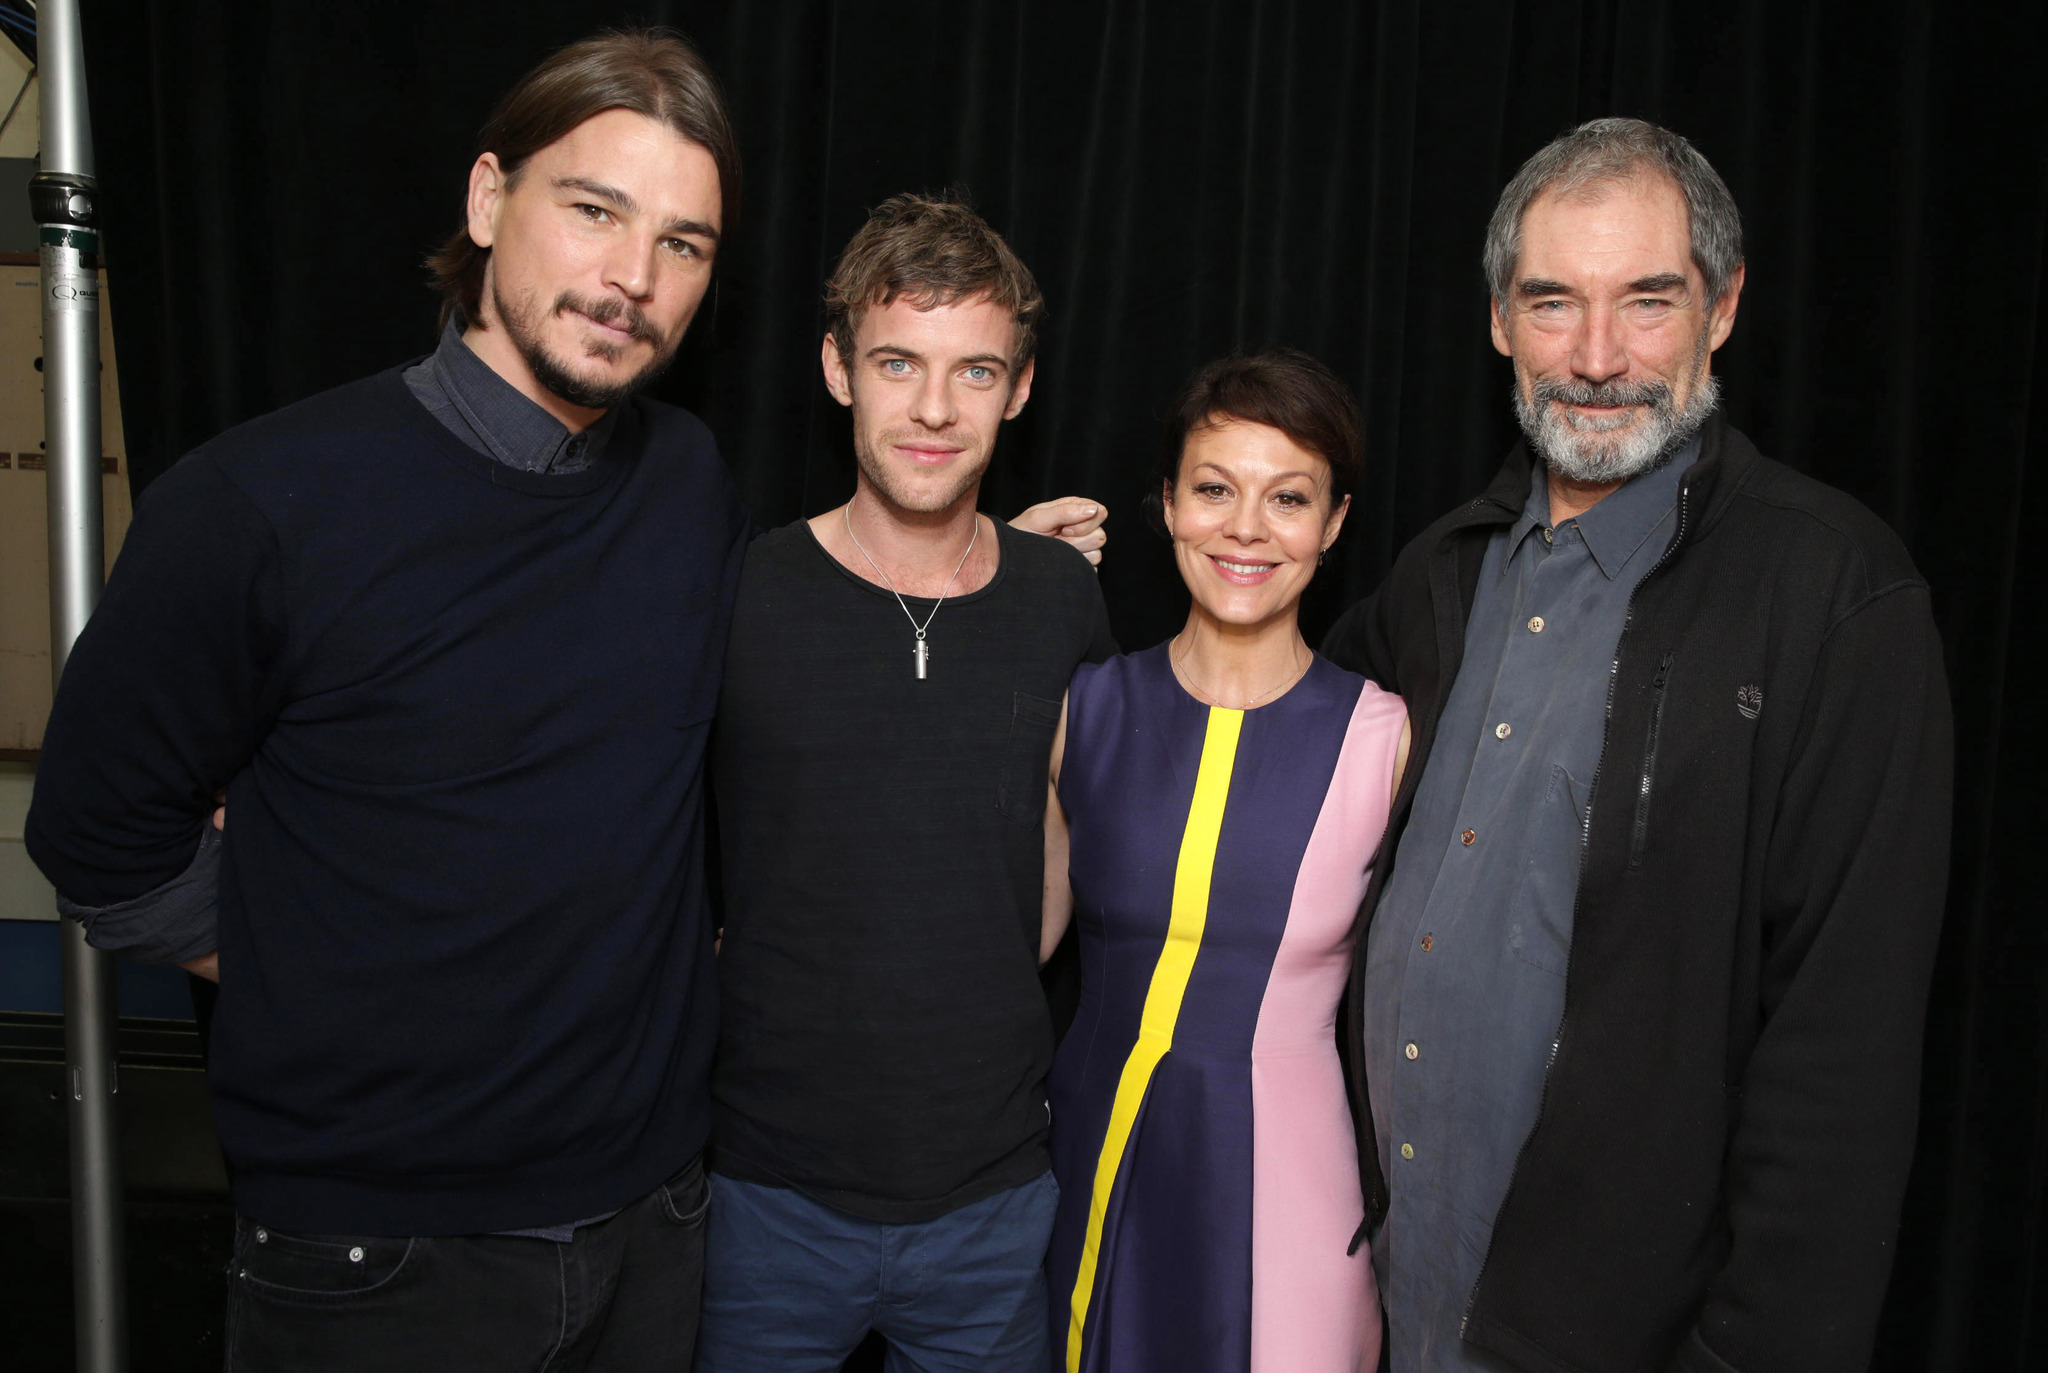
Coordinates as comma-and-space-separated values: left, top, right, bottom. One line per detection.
75, 1, 2046, 1366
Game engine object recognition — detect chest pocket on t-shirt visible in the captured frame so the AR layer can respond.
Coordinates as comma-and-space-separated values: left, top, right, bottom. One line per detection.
996, 692, 1063, 826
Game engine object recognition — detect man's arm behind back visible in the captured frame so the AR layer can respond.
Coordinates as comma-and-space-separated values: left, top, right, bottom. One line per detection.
26, 453, 281, 937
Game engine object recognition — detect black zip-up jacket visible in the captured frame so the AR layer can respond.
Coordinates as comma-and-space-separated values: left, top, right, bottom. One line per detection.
1324, 417, 1952, 1373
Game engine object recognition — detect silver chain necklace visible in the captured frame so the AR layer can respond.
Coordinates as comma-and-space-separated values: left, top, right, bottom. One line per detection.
843, 501, 980, 680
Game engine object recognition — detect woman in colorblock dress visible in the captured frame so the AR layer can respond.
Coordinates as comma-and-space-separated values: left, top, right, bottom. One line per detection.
1042, 351, 1408, 1373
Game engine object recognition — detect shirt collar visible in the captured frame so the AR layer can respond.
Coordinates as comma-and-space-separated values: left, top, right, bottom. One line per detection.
425, 321, 616, 475
1502, 431, 1696, 580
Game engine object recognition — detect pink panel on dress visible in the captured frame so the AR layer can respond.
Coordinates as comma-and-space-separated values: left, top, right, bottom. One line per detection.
1248, 681, 1404, 1373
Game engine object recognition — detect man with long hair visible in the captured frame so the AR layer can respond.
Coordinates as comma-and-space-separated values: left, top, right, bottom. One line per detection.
29, 31, 743, 1369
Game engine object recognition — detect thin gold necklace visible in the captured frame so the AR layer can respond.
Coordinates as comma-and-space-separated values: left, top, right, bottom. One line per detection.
1172, 637, 1310, 710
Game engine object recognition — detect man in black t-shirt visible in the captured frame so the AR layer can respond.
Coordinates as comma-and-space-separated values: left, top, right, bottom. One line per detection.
699, 197, 1115, 1372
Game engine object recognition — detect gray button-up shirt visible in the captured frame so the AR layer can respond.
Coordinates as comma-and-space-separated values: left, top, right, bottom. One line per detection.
403, 321, 616, 474
1363, 436, 1692, 1372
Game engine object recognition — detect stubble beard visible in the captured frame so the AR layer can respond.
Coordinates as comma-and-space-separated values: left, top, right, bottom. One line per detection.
493, 282, 683, 412
850, 408, 993, 518
1513, 326, 1720, 485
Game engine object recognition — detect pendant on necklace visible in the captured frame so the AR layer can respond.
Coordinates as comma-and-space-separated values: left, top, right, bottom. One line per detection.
914, 636, 930, 680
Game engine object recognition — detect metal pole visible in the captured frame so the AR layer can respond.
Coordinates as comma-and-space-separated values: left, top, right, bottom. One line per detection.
33, 2, 128, 1370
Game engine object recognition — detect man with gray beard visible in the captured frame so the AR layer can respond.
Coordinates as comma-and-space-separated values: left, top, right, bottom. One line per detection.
1324, 119, 1951, 1372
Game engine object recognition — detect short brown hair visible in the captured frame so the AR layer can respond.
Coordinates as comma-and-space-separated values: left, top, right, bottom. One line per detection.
427, 28, 740, 331
823, 194, 1044, 369
1150, 350, 1365, 529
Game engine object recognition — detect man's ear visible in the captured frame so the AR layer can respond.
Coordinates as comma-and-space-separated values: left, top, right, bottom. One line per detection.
1706, 262, 1745, 353
466, 153, 506, 250
821, 334, 854, 408
1489, 295, 1513, 358
1003, 356, 1037, 421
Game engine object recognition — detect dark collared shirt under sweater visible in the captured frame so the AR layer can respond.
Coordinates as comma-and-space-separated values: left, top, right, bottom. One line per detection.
403, 320, 616, 475
64, 322, 618, 965
1363, 436, 1692, 1371
63, 322, 626, 1241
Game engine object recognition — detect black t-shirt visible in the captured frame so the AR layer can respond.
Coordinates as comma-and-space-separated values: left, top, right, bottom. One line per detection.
710, 518, 1117, 1222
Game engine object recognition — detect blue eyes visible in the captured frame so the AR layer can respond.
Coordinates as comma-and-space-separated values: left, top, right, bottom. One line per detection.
877, 361, 1000, 383
1529, 298, 1674, 314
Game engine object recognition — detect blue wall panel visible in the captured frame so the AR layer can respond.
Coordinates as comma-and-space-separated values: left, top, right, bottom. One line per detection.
0, 919, 196, 1019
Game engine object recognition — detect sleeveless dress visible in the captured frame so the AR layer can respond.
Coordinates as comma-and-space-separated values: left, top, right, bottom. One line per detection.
1046, 644, 1404, 1373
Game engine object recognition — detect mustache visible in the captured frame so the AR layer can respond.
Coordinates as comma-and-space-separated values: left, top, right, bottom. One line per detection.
553, 291, 658, 344
875, 426, 977, 450
1529, 377, 1674, 409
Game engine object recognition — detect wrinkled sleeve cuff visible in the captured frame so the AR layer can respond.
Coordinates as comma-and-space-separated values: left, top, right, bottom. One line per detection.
60, 825, 221, 967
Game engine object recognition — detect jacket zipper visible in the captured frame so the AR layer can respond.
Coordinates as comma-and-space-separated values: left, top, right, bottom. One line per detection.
1629, 652, 1676, 867
1461, 482, 1691, 1338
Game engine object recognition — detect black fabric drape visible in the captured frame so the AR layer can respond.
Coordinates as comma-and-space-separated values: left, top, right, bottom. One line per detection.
77, 1, 2047, 1366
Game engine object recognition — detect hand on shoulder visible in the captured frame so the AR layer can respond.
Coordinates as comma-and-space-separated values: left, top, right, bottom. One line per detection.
1010, 497, 1107, 567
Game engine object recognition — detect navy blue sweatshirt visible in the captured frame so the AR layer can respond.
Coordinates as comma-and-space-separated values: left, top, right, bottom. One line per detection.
26, 365, 747, 1235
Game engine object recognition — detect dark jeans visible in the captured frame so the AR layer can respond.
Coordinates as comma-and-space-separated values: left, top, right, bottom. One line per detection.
225, 1154, 709, 1373
695, 1171, 1057, 1373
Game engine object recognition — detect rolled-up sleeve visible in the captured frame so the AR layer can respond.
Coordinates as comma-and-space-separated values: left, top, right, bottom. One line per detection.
25, 454, 283, 915
61, 823, 222, 966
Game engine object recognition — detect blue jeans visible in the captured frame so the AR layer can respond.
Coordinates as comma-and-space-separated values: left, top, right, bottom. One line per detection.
695, 1171, 1057, 1373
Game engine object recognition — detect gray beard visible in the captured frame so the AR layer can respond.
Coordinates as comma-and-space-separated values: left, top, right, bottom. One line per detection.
1513, 354, 1719, 486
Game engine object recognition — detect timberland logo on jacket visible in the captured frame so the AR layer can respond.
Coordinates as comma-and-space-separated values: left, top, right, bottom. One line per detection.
1736, 684, 1764, 720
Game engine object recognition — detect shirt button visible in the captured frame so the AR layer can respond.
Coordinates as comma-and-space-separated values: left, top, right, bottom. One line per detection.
1460, 829, 1477, 846
1401, 1142, 1415, 1160
1420, 934, 1433, 952
1405, 1043, 1419, 1060
1495, 722, 1512, 739
1542, 528, 1554, 545
1528, 616, 1545, 633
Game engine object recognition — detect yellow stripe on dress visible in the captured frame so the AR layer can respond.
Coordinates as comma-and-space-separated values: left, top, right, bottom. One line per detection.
1065, 705, 1244, 1372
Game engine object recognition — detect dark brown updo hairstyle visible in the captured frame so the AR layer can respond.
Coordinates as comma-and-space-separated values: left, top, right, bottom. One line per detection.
1147, 349, 1364, 534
